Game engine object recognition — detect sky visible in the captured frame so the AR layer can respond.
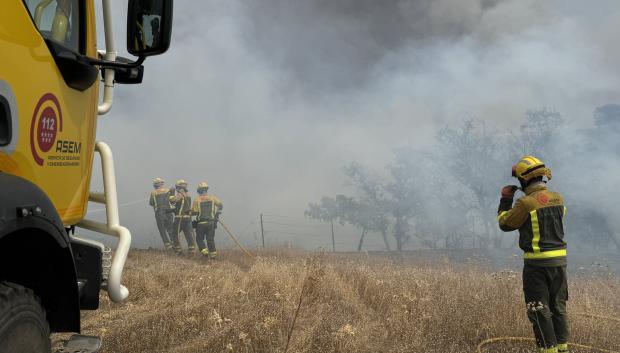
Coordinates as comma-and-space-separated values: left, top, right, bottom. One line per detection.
87, 0, 620, 250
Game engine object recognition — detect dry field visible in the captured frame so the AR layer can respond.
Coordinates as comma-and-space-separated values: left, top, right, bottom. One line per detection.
70, 249, 620, 353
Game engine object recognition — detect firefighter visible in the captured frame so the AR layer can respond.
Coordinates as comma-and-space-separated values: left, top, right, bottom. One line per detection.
497, 156, 568, 353
169, 179, 196, 255
148, 177, 174, 250
191, 181, 223, 258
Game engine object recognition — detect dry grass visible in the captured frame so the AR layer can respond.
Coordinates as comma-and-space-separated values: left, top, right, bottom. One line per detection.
74, 249, 620, 353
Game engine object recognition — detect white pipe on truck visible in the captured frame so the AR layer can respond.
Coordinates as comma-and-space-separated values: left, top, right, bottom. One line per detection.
78, 141, 131, 302
97, 0, 117, 115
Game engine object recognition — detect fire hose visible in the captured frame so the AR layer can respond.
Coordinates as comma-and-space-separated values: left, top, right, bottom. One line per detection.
218, 219, 256, 259
476, 312, 620, 353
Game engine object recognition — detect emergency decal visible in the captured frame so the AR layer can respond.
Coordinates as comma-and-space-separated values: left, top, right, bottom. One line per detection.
30, 93, 81, 167
536, 193, 549, 205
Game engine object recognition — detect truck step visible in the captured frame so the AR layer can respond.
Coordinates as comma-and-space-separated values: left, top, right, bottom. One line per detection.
54, 334, 102, 353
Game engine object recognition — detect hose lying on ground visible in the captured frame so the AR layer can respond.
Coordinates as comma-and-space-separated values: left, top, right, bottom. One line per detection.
218, 219, 256, 259
476, 337, 619, 353
477, 312, 620, 353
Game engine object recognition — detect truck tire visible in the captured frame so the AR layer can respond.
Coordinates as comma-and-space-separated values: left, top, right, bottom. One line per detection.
0, 281, 51, 353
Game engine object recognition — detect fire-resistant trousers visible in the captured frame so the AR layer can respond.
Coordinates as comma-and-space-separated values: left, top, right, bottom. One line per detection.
523, 264, 569, 349
195, 222, 216, 255
172, 216, 195, 252
154, 211, 173, 246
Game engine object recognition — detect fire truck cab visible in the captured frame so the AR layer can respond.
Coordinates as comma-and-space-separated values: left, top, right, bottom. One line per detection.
0, 0, 173, 351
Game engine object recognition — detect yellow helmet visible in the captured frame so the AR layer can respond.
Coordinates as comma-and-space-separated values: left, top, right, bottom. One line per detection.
153, 177, 164, 187
512, 156, 552, 182
175, 179, 188, 189
197, 181, 209, 193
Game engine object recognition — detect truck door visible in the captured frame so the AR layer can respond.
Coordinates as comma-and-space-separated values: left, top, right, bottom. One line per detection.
0, 0, 99, 225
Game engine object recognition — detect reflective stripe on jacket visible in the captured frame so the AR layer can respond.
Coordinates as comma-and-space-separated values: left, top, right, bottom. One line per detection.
150, 187, 173, 213
497, 183, 567, 266
192, 194, 222, 222
171, 192, 192, 218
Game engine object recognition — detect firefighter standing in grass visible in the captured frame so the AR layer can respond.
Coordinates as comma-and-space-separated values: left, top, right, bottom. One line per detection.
191, 182, 223, 258
497, 156, 569, 353
149, 178, 174, 250
170, 179, 196, 255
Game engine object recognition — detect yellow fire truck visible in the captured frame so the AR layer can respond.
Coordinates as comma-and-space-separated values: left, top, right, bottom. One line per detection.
0, 0, 173, 351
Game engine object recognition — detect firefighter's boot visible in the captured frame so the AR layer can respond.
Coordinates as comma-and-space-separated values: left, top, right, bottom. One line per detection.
201, 248, 209, 257
164, 242, 172, 250
186, 245, 195, 257
538, 346, 558, 353
557, 343, 568, 353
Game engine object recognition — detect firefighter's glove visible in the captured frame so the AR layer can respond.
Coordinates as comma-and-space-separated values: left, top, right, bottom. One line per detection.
501, 185, 519, 199
192, 220, 197, 229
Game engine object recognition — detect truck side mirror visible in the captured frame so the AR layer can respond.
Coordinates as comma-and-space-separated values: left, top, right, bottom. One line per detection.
126, 0, 173, 57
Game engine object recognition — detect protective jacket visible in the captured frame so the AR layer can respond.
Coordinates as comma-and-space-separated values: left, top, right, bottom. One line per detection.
171, 192, 192, 218
192, 194, 223, 223
497, 183, 567, 266
149, 187, 173, 214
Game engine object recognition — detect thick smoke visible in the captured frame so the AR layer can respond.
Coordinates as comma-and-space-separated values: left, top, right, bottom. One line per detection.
88, 0, 620, 254
243, 0, 547, 93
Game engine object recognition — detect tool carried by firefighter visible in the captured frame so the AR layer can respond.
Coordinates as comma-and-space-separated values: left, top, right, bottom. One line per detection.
0, 1, 173, 351
497, 156, 568, 353
191, 181, 223, 258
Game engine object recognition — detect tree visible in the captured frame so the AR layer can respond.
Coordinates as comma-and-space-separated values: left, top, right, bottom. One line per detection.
305, 194, 389, 251
307, 139, 492, 251
559, 105, 620, 252
385, 147, 427, 250
514, 108, 564, 160
341, 197, 388, 251
594, 104, 620, 131
305, 195, 346, 251
592, 104, 620, 157
305, 196, 345, 224
390, 147, 478, 249
342, 163, 393, 251
565, 206, 615, 251
436, 119, 506, 248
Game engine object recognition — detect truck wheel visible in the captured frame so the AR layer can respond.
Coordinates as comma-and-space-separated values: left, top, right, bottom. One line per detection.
0, 281, 51, 353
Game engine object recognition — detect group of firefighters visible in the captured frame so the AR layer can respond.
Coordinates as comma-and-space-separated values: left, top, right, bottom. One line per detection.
149, 178, 223, 258
146, 155, 569, 353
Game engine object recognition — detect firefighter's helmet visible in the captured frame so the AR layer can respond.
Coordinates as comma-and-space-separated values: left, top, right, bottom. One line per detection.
197, 181, 209, 193
512, 156, 552, 182
175, 179, 188, 190
153, 177, 164, 188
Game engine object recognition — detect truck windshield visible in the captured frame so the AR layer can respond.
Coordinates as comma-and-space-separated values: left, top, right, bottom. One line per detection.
24, 0, 82, 53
